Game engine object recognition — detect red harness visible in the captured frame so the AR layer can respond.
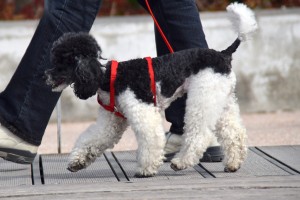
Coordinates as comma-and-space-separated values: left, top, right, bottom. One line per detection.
97, 57, 156, 118
98, 0, 173, 118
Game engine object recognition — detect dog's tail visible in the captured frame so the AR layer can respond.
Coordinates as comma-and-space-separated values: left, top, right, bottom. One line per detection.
221, 3, 258, 55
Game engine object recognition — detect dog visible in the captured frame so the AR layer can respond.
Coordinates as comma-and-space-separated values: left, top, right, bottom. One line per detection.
45, 3, 257, 177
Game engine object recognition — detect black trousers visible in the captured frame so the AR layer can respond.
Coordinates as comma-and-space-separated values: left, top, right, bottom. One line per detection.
0, 0, 102, 145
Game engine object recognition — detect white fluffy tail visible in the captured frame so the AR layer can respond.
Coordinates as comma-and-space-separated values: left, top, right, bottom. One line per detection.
227, 3, 258, 41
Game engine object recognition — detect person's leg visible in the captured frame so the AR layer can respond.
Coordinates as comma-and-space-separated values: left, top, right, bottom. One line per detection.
138, 0, 222, 162
0, 0, 102, 163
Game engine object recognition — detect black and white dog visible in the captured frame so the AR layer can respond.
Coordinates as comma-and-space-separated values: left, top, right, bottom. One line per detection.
45, 3, 257, 177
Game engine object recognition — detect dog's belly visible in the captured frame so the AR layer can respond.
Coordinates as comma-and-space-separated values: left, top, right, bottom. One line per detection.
157, 80, 188, 110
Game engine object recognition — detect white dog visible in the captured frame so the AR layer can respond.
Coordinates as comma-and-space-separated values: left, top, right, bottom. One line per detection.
45, 3, 257, 177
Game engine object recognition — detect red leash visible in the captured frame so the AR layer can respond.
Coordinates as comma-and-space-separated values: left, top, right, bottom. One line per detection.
145, 0, 174, 54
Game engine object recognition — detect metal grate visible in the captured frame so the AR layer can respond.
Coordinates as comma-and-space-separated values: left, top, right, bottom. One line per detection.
40, 154, 118, 184
112, 151, 205, 182
256, 146, 300, 174
0, 161, 32, 186
200, 149, 291, 178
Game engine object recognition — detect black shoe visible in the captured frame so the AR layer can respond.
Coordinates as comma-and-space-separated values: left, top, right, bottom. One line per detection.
164, 146, 224, 163
200, 146, 224, 162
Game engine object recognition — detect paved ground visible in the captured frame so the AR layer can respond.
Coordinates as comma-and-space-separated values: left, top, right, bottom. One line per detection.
1, 111, 300, 199
2, 146, 300, 199
39, 111, 300, 154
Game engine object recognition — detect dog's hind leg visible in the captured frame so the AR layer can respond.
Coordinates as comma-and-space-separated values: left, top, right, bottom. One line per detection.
67, 108, 128, 172
118, 89, 165, 177
215, 92, 247, 172
171, 69, 231, 171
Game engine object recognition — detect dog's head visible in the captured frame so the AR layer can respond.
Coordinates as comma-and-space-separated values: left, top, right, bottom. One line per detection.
45, 32, 103, 99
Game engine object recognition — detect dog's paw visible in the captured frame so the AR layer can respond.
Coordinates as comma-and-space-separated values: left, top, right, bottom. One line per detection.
170, 163, 183, 171
170, 163, 187, 171
170, 158, 189, 171
224, 158, 243, 173
134, 173, 154, 178
67, 163, 85, 172
67, 147, 99, 172
67, 162, 86, 172
136, 170, 158, 177
135, 167, 158, 178
224, 165, 240, 173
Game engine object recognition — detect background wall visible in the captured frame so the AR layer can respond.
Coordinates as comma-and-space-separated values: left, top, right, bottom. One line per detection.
0, 8, 299, 121
1, 0, 299, 20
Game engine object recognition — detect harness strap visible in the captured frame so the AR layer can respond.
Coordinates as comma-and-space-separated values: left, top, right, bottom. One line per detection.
97, 60, 126, 119
98, 58, 156, 118
145, 57, 156, 106
97, 1, 172, 118
109, 60, 118, 110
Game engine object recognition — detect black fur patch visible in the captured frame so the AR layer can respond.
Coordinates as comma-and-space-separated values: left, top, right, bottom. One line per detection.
100, 48, 232, 103
101, 59, 155, 103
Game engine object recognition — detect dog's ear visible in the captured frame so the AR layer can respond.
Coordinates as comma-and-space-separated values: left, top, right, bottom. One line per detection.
73, 58, 101, 99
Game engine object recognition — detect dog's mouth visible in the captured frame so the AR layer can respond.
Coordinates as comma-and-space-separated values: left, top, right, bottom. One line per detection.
53, 78, 65, 87
52, 82, 69, 92
47, 78, 68, 92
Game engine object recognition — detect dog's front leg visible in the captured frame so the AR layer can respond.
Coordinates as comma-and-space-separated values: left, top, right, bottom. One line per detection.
131, 108, 165, 178
67, 108, 128, 172
118, 90, 165, 178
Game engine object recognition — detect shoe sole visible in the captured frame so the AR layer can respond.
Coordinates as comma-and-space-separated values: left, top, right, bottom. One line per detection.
164, 146, 224, 163
0, 148, 36, 164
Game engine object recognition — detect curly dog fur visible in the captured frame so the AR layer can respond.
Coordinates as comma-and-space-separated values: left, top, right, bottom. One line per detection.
45, 3, 257, 177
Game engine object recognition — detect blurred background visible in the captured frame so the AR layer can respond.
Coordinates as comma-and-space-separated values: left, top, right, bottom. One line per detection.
1, 0, 300, 20
0, 0, 299, 153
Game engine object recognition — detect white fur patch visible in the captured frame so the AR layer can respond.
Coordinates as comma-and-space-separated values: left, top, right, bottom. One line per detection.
227, 3, 258, 41
52, 83, 68, 92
